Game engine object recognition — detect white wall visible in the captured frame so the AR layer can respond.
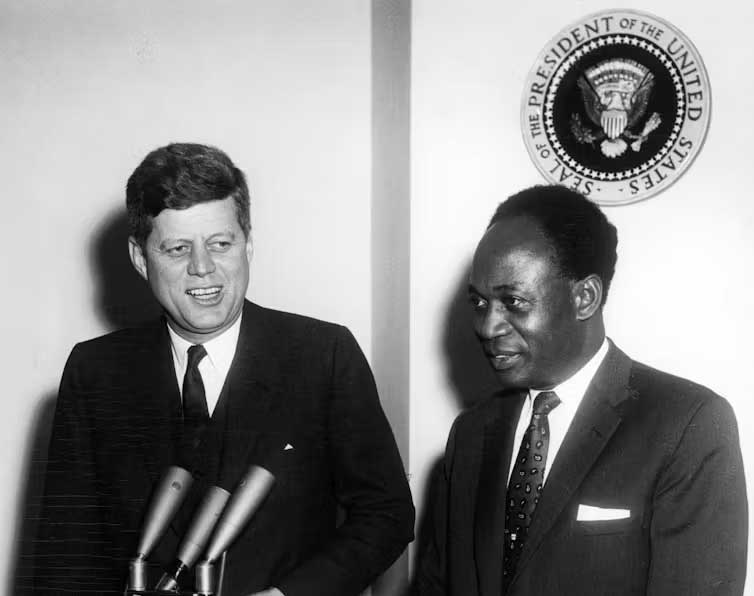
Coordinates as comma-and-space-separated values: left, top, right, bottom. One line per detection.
0, 1, 373, 591
409, 0, 754, 590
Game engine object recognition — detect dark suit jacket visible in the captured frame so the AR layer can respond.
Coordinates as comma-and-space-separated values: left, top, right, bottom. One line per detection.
33, 300, 414, 596
416, 342, 747, 596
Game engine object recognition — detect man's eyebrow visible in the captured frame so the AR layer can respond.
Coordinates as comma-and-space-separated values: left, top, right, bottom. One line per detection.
208, 230, 238, 240
157, 238, 189, 250
491, 283, 522, 292
156, 231, 239, 250
468, 282, 522, 294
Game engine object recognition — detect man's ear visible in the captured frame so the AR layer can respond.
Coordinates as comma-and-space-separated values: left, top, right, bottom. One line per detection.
128, 236, 149, 281
573, 274, 603, 320
245, 234, 253, 262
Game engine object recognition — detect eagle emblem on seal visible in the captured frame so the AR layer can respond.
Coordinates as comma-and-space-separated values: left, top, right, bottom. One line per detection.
571, 58, 661, 158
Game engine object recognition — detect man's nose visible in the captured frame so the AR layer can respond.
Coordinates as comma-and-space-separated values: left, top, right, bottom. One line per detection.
187, 245, 216, 276
476, 304, 512, 340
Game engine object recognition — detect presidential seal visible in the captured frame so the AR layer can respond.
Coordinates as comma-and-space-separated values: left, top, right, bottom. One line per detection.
521, 10, 710, 205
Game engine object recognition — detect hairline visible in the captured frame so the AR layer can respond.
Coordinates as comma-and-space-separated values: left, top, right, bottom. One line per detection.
132, 195, 251, 249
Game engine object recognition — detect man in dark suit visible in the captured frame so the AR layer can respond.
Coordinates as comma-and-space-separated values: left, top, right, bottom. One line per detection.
416, 185, 747, 595
33, 143, 414, 596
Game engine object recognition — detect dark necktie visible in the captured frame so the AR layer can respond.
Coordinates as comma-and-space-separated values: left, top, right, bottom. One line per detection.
503, 390, 561, 586
182, 344, 209, 453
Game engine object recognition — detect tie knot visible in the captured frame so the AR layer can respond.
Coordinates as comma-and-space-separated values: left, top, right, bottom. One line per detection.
533, 390, 560, 415
187, 344, 207, 370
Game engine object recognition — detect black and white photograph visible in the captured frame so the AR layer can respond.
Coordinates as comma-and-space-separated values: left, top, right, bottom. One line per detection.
2, 1, 752, 595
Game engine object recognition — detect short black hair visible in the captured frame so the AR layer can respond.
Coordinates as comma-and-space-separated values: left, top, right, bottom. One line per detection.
126, 143, 250, 246
488, 184, 618, 305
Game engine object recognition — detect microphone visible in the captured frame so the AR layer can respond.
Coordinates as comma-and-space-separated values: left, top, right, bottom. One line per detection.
195, 465, 275, 595
204, 464, 275, 563
127, 466, 193, 591
154, 486, 231, 592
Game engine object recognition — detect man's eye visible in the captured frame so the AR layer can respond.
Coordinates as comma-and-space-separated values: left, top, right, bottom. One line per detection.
468, 294, 487, 309
209, 241, 232, 252
165, 245, 190, 256
503, 296, 525, 309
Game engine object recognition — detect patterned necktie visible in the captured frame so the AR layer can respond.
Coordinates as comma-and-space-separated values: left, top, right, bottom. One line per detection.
182, 344, 209, 453
503, 390, 561, 586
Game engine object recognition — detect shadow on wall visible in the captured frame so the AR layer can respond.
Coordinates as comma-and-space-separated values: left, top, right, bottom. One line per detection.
9, 207, 162, 594
9, 392, 56, 595
407, 260, 503, 593
91, 205, 162, 331
442, 259, 501, 410
406, 455, 444, 595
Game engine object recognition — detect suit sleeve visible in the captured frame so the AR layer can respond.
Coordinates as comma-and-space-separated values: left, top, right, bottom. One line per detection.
647, 396, 747, 595
32, 345, 115, 594
276, 327, 415, 596
413, 420, 458, 596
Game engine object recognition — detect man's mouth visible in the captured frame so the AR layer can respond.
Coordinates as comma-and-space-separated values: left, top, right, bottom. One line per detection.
186, 286, 222, 301
485, 350, 522, 369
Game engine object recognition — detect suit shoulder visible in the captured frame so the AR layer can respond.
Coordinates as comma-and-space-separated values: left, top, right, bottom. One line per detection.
56, 324, 165, 402
249, 303, 352, 345
66, 323, 155, 355
629, 360, 736, 423
451, 395, 503, 434
69, 324, 160, 358
254, 304, 343, 330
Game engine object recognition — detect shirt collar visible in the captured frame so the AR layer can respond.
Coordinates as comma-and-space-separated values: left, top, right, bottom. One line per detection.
531, 337, 609, 404
167, 314, 243, 372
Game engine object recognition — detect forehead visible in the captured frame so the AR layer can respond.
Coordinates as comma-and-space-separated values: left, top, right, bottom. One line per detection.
148, 198, 242, 240
470, 217, 558, 290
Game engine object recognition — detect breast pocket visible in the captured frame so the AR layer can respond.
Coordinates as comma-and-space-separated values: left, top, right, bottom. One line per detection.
576, 517, 635, 536
572, 503, 641, 536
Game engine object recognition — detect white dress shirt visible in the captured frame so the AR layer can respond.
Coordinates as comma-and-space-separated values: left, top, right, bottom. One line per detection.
167, 315, 243, 417
507, 337, 609, 486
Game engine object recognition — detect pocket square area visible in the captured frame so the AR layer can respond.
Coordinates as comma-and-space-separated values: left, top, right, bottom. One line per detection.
577, 504, 630, 521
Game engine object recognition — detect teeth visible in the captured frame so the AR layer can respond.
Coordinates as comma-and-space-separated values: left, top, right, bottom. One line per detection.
187, 287, 221, 297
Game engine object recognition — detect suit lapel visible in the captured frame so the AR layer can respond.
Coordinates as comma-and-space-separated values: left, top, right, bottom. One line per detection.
512, 342, 633, 579
474, 391, 525, 596
216, 301, 282, 488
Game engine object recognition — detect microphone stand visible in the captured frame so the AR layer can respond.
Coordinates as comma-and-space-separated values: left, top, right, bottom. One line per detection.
216, 552, 227, 596
126, 551, 226, 596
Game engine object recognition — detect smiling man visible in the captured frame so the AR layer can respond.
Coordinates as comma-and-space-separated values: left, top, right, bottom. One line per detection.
33, 143, 414, 596
128, 195, 251, 343
416, 185, 747, 596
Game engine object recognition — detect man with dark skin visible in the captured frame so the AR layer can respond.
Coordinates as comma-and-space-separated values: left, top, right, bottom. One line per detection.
416, 184, 747, 595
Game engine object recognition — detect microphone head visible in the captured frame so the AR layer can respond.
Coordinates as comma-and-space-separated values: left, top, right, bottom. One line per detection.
203, 465, 275, 563
136, 466, 194, 558
178, 486, 231, 565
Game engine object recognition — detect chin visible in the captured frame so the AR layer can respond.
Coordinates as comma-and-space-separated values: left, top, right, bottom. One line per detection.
494, 366, 541, 390
175, 314, 224, 334
492, 373, 523, 390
